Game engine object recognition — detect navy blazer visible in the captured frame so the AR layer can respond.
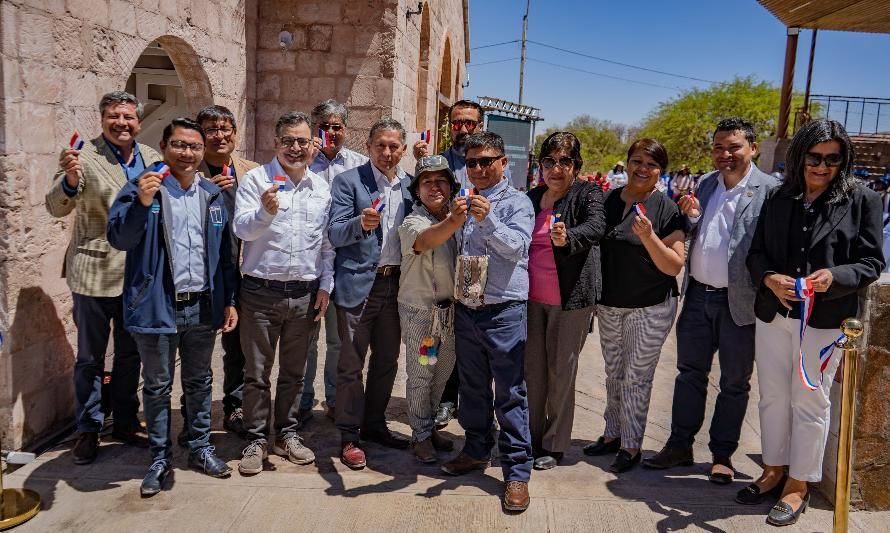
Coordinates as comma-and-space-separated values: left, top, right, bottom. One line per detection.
328, 161, 414, 308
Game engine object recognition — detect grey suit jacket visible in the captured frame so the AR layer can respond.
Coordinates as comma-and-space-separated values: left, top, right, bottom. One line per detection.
682, 165, 779, 326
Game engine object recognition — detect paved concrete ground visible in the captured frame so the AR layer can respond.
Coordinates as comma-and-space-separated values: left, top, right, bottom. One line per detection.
5, 316, 888, 532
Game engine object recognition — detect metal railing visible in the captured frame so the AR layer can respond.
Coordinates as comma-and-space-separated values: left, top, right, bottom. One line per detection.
807, 95, 890, 135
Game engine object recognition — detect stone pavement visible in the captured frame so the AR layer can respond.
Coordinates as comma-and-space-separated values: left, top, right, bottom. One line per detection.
5, 318, 888, 533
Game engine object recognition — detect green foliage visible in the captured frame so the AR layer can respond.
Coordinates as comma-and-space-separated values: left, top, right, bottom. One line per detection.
533, 115, 632, 174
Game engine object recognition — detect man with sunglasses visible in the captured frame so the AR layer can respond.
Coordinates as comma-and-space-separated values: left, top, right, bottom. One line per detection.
107, 118, 238, 495
189, 104, 259, 439
299, 100, 370, 425
233, 111, 334, 475
439, 132, 535, 513
643, 118, 778, 486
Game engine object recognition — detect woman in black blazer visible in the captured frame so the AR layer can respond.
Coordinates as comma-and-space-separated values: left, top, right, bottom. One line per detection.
525, 132, 605, 470
744, 119, 884, 526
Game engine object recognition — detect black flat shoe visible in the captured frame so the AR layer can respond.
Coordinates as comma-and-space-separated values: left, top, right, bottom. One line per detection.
642, 446, 694, 470
766, 491, 809, 527
708, 456, 735, 485
583, 436, 620, 456
609, 449, 641, 473
140, 460, 171, 497
735, 475, 787, 505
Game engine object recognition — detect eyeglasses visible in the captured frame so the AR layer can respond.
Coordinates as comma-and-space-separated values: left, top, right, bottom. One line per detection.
204, 127, 234, 137
318, 123, 344, 132
805, 152, 843, 168
279, 136, 312, 148
168, 140, 204, 153
450, 119, 479, 130
540, 156, 574, 170
465, 155, 504, 169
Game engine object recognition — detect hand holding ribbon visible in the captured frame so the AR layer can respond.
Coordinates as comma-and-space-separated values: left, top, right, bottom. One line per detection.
794, 276, 845, 391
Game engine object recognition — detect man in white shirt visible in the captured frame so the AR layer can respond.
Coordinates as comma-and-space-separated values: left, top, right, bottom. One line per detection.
299, 100, 370, 424
606, 160, 628, 189
643, 118, 778, 485
233, 111, 335, 475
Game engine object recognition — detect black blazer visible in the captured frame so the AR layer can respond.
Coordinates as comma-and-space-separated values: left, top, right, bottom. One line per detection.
746, 183, 885, 329
527, 179, 605, 310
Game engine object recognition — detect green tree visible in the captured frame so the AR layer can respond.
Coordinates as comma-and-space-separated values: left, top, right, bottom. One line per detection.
636, 76, 811, 171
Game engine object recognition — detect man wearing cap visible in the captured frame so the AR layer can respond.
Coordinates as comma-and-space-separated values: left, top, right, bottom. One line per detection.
397, 155, 461, 463
45, 91, 159, 464
438, 131, 535, 513
233, 111, 333, 475
606, 161, 627, 189
298, 99, 370, 424
107, 117, 237, 495
329, 118, 414, 469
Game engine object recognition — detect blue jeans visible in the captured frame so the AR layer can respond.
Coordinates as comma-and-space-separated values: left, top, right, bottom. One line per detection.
299, 302, 340, 411
132, 296, 216, 463
72, 293, 141, 433
455, 301, 533, 482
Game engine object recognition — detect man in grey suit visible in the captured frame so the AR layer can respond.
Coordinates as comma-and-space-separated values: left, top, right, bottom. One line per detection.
328, 118, 414, 469
643, 118, 778, 484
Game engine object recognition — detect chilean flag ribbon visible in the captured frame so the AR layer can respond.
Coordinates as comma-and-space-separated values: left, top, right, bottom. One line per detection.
371, 196, 385, 212
549, 212, 561, 228
420, 129, 432, 142
318, 128, 331, 148
153, 162, 171, 178
69, 131, 85, 150
273, 175, 287, 190
632, 202, 646, 217
222, 163, 234, 177
794, 277, 843, 391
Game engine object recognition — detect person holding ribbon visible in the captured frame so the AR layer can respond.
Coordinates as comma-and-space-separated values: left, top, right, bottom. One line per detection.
744, 119, 884, 526
524, 132, 605, 470
396, 155, 461, 463
583, 138, 685, 473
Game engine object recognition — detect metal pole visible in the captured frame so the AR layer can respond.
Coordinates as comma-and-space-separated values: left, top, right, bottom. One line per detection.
803, 29, 817, 118
777, 27, 800, 139
833, 318, 864, 533
518, 0, 530, 104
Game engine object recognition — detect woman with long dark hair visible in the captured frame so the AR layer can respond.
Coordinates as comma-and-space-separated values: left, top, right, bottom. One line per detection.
525, 132, 605, 470
743, 119, 884, 526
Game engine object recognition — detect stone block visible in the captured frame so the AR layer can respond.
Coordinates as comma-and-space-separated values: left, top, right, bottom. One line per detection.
322, 56, 344, 76
30, 0, 67, 15
158, 0, 179, 19
67, 0, 110, 26
295, 51, 326, 76
335, 76, 353, 102
109, 0, 138, 36
346, 56, 381, 76
19, 10, 55, 62
256, 73, 280, 100
1, 56, 23, 103
330, 24, 353, 55
257, 49, 295, 72
19, 102, 56, 155
278, 73, 309, 101
348, 76, 377, 107
291, 1, 342, 25
308, 24, 332, 52
309, 77, 336, 101
20, 61, 66, 105
135, 7, 168, 40
1, 3, 18, 60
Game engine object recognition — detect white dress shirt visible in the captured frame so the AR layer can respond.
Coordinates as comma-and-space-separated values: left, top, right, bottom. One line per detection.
163, 174, 207, 293
310, 147, 369, 184
689, 166, 753, 288
607, 170, 628, 188
370, 163, 406, 267
233, 157, 335, 292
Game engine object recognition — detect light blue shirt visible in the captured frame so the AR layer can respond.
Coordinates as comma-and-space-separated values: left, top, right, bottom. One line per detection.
163, 174, 207, 292
310, 147, 369, 184
443, 145, 512, 189
459, 177, 534, 304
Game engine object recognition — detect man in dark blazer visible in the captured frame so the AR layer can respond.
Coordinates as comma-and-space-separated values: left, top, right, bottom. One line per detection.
643, 118, 778, 483
328, 118, 414, 469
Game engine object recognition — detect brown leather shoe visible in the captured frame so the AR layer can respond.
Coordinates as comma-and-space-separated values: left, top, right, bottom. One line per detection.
430, 429, 454, 452
340, 442, 366, 470
440, 452, 489, 476
413, 438, 437, 464
73, 432, 99, 465
503, 480, 530, 511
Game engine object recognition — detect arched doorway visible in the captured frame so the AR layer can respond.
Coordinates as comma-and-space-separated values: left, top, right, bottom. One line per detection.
125, 36, 213, 149
435, 37, 453, 152
415, 5, 432, 135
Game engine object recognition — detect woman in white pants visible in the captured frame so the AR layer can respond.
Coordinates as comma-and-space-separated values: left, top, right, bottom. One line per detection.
744, 119, 885, 527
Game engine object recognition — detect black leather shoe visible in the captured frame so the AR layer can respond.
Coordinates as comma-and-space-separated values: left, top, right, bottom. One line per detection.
73, 432, 99, 465
609, 449, 641, 473
735, 475, 787, 505
583, 436, 620, 456
188, 446, 232, 478
642, 446, 694, 469
708, 456, 735, 485
362, 428, 410, 450
766, 492, 809, 526
533, 452, 563, 470
434, 402, 456, 429
140, 460, 171, 497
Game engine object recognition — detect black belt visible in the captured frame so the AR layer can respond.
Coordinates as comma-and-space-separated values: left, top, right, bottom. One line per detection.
458, 300, 521, 313
175, 290, 208, 303
244, 275, 318, 291
376, 265, 400, 276
691, 278, 727, 293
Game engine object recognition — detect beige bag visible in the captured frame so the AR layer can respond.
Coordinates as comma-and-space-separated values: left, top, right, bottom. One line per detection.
454, 254, 489, 307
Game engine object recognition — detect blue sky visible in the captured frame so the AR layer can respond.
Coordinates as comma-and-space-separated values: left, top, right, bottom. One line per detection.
466, 0, 890, 131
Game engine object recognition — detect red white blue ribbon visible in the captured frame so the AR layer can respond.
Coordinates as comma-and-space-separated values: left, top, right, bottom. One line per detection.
69, 131, 85, 150
153, 162, 171, 178
420, 129, 432, 142
273, 175, 287, 190
222, 163, 234, 177
549, 212, 561, 228
794, 277, 844, 390
371, 196, 385, 212
632, 202, 646, 217
318, 128, 331, 148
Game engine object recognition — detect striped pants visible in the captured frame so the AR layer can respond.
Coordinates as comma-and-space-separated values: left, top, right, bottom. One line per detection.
398, 303, 456, 442
598, 296, 677, 449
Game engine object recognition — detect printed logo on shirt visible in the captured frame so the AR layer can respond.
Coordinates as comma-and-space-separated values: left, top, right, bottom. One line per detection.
209, 205, 223, 226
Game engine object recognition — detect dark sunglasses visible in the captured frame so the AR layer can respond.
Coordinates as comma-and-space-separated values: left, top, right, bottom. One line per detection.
318, 123, 344, 132
540, 156, 574, 170
804, 152, 843, 168
450, 119, 479, 130
465, 155, 504, 169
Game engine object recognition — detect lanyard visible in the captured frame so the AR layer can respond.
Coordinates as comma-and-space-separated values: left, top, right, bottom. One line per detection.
794, 277, 846, 390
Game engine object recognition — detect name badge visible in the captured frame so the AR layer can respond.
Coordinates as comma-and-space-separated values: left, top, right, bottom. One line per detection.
209, 205, 223, 226
150, 199, 160, 214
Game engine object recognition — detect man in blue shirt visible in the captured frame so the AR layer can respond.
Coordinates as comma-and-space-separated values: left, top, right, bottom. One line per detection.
107, 118, 238, 496
438, 132, 535, 513
45, 91, 160, 465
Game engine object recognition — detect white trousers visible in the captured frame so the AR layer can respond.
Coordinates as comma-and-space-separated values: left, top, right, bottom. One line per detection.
755, 316, 844, 482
